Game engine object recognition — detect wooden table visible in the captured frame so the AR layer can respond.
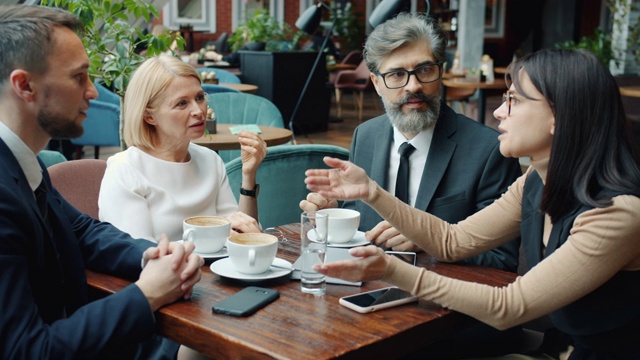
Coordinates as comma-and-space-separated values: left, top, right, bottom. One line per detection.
619, 85, 640, 98
220, 82, 259, 94
442, 78, 507, 124
87, 224, 517, 359
193, 124, 292, 151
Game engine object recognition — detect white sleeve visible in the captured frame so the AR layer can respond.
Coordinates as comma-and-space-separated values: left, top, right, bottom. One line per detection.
98, 158, 156, 242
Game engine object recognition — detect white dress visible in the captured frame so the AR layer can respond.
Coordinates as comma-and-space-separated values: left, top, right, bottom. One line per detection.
98, 143, 238, 242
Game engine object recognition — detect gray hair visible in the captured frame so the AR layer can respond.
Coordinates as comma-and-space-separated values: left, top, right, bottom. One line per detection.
363, 12, 447, 73
0, 6, 82, 87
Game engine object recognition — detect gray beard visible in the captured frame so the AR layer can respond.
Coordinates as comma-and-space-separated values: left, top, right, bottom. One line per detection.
382, 92, 441, 134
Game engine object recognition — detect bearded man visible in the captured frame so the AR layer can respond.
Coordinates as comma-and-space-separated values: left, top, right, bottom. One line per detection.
300, 13, 525, 358
302, 13, 522, 270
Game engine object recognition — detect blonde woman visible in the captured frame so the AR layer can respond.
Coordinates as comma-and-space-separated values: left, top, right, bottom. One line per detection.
99, 55, 266, 243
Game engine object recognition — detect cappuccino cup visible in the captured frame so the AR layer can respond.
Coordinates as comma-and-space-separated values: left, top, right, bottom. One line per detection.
182, 216, 230, 254
317, 208, 360, 244
226, 233, 278, 274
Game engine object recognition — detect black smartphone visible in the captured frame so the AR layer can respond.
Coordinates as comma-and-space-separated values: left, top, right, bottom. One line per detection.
212, 286, 280, 317
339, 286, 418, 313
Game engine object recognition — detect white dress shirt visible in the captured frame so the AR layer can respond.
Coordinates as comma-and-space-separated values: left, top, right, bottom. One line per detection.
387, 127, 434, 207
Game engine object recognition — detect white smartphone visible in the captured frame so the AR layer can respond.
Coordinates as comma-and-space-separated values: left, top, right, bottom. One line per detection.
339, 286, 418, 313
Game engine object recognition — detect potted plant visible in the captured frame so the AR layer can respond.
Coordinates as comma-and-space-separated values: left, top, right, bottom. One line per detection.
42, 0, 185, 149
228, 10, 302, 53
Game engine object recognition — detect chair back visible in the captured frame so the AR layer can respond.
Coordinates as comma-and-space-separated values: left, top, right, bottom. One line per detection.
213, 32, 229, 53
209, 92, 285, 163
94, 80, 121, 106
197, 67, 241, 84
335, 60, 372, 91
225, 144, 350, 228
38, 150, 67, 167
48, 159, 107, 219
71, 100, 120, 158
341, 50, 362, 66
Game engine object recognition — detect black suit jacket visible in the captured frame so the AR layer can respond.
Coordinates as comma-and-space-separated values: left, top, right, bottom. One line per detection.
344, 105, 522, 271
0, 139, 159, 358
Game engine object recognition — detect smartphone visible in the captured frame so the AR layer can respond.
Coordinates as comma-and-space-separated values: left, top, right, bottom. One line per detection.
386, 251, 417, 265
339, 286, 418, 313
212, 286, 280, 317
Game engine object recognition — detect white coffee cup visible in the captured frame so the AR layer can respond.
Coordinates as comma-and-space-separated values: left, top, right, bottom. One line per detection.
182, 216, 230, 254
317, 208, 360, 244
226, 233, 278, 274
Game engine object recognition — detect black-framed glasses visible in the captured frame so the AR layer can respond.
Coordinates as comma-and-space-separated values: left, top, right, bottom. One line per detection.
375, 62, 443, 89
502, 90, 514, 116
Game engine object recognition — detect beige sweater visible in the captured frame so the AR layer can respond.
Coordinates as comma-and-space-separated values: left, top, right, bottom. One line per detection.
370, 165, 640, 330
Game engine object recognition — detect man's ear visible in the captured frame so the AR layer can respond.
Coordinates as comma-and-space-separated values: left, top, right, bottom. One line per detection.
9, 70, 35, 102
371, 73, 382, 96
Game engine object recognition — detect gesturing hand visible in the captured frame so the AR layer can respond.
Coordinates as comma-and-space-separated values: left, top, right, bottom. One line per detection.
305, 157, 374, 202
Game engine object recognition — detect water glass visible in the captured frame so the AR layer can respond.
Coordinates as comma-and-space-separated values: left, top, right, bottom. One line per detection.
300, 211, 328, 295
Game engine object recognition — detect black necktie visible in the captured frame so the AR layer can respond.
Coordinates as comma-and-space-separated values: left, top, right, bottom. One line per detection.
395, 142, 415, 204
35, 180, 48, 220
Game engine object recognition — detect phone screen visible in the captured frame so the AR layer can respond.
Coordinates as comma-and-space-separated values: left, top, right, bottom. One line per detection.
386, 251, 417, 265
342, 287, 415, 307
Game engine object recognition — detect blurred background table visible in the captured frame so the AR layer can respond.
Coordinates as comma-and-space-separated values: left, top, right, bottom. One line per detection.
219, 82, 258, 94
442, 78, 507, 124
619, 86, 640, 98
193, 124, 292, 151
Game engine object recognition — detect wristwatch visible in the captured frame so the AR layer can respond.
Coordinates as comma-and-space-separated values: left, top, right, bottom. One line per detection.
240, 184, 260, 197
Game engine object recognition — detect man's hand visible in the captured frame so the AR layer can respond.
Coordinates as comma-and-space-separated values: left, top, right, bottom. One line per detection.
137, 236, 204, 311
367, 221, 421, 252
299, 192, 338, 212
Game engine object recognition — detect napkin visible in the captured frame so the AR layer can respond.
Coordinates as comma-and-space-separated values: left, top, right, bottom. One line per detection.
229, 124, 262, 134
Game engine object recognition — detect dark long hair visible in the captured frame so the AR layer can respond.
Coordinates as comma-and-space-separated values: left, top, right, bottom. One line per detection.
509, 49, 640, 222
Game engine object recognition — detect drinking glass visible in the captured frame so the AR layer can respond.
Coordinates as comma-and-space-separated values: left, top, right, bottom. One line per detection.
300, 211, 328, 295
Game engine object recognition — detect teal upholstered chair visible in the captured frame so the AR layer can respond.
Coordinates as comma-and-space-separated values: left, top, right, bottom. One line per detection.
209, 92, 285, 163
37, 150, 68, 167
71, 100, 120, 159
94, 80, 120, 106
202, 83, 240, 111
225, 144, 350, 228
196, 67, 241, 84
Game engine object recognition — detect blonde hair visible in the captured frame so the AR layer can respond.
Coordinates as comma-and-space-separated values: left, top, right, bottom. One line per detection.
124, 55, 201, 149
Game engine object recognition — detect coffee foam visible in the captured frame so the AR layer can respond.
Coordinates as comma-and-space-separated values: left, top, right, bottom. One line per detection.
185, 216, 228, 227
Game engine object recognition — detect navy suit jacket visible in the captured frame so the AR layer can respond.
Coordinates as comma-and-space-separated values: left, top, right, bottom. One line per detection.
343, 105, 522, 271
0, 139, 158, 358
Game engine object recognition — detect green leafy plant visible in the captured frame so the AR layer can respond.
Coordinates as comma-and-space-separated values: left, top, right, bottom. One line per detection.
329, 1, 364, 57
555, 28, 615, 66
42, 0, 185, 97
228, 10, 297, 52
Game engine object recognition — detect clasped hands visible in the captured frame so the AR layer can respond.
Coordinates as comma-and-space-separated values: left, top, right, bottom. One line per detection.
137, 235, 203, 312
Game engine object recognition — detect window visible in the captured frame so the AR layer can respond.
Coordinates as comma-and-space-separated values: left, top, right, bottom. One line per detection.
163, 0, 217, 32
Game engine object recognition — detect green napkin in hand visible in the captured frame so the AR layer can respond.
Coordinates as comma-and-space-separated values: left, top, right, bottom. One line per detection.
229, 124, 262, 134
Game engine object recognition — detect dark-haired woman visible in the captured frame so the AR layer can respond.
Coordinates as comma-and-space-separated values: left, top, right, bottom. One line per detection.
305, 48, 640, 359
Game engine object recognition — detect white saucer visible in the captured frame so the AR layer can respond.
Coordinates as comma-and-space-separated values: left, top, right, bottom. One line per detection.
210, 258, 293, 281
327, 231, 370, 248
176, 240, 228, 259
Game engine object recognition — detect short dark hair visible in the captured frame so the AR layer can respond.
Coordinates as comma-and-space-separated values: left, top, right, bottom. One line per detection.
508, 49, 640, 221
0, 5, 82, 86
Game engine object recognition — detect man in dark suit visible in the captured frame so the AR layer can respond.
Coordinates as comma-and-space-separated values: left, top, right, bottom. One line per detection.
302, 13, 521, 272
301, 13, 523, 358
0, 6, 203, 359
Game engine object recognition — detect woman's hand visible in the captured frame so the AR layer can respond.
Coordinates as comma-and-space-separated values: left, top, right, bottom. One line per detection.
239, 130, 267, 176
305, 157, 374, 202
313, 245, 390, 282
227, 211, 262, 234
